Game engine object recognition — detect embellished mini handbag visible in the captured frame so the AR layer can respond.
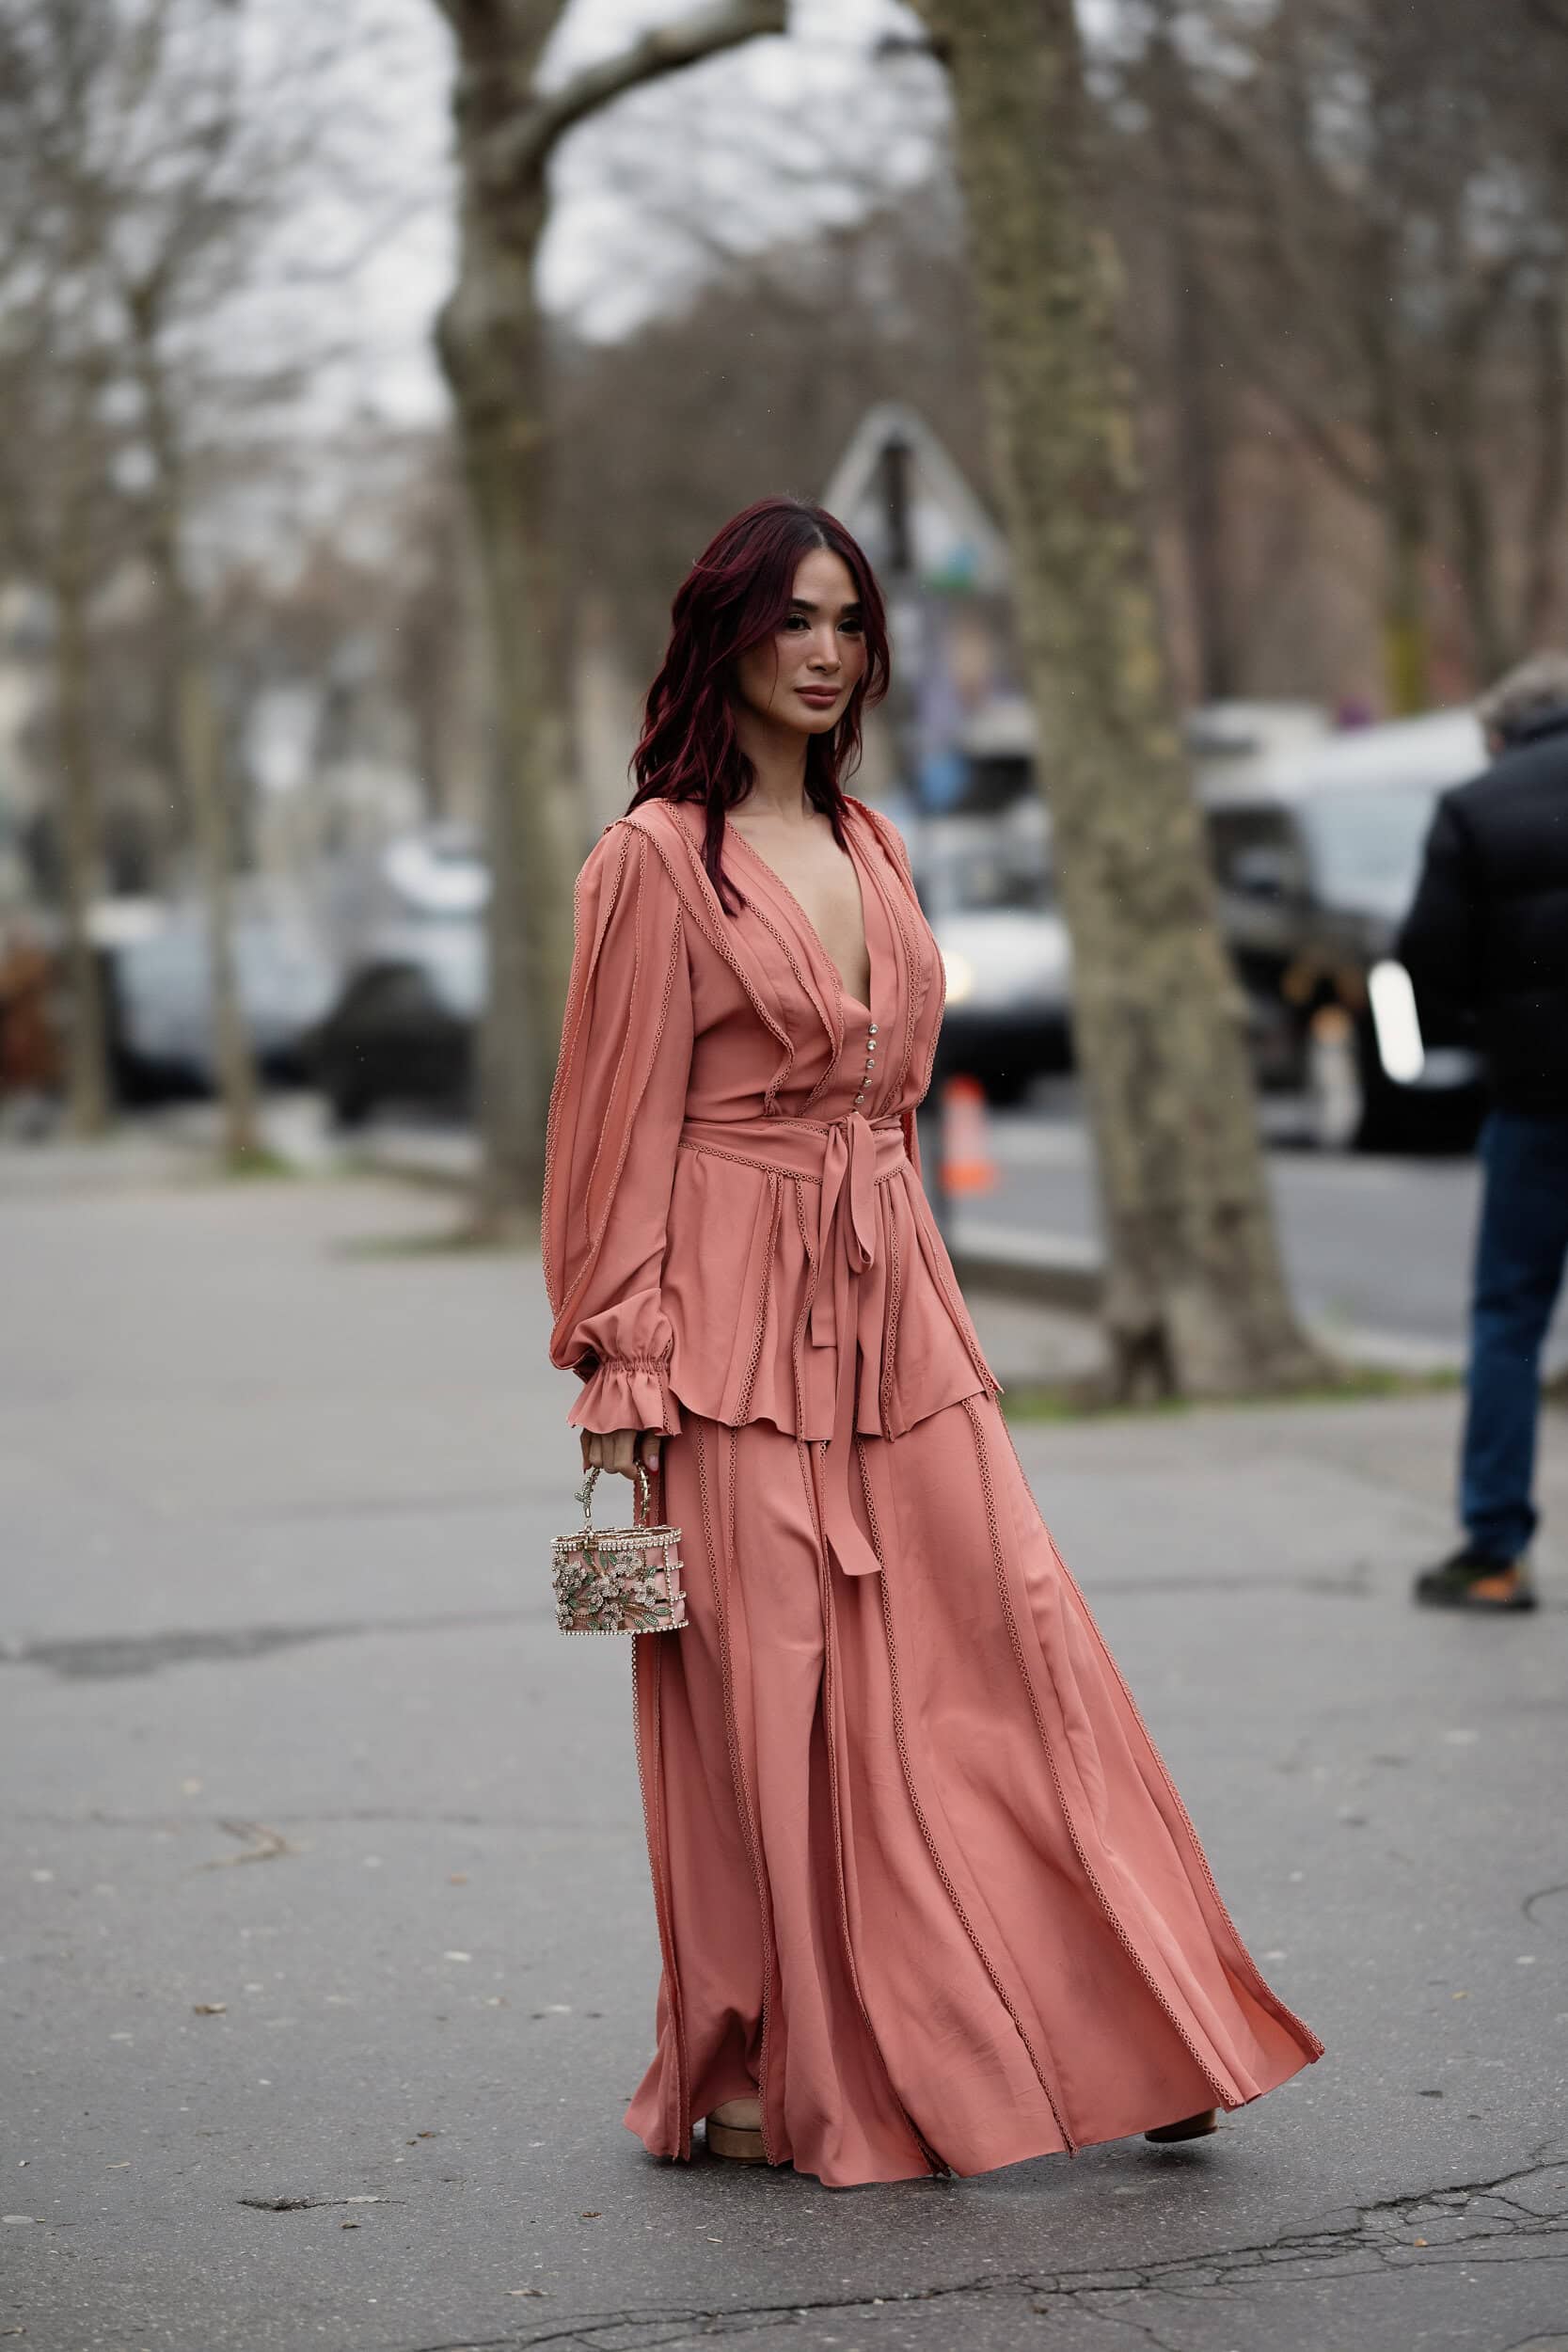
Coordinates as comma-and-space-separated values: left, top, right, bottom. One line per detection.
551, 1461, 689, 1636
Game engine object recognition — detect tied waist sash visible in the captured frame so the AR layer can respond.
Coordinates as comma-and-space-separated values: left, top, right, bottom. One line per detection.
679, 1110, 908, 1581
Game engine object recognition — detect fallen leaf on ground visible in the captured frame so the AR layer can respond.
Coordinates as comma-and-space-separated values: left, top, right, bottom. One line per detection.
199, 1822, 296, 1870
193, 2003, 227, 2015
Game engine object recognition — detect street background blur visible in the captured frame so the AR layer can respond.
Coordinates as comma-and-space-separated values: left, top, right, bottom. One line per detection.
3, 3, 1567, 2348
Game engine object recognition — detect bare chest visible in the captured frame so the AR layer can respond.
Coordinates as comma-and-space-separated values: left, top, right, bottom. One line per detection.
729, 816, 871, 1006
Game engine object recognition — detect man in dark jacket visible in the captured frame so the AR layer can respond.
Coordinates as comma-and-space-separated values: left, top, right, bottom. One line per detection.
1398, 652, 1568, 1612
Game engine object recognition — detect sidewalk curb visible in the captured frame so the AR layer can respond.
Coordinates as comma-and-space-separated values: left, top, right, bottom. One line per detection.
950, 1236, 1102, 1314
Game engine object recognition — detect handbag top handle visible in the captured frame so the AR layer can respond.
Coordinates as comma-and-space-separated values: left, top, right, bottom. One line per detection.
577, 1459, 654, 1534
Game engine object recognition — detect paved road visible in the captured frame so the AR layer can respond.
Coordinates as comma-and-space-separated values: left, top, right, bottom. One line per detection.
245, 1089, 1568, 1367
953, 1089, 1568, 1366
3, 1160, 1565, 2351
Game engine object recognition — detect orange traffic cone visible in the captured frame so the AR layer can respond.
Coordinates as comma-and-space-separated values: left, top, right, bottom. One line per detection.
939, 1073, 998, 1195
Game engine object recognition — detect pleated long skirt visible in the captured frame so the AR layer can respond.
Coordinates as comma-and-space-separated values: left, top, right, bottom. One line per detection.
625, 1391, 1322, 2188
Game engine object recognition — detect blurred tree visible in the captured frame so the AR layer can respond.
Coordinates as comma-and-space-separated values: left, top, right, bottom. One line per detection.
0, 0, 291, 1162
429, 0, 786, 1238
0, 6, 120, 1135
123, 273, 264, 1168
0, 336, 117, 1140
98, 0, 320, 1169
911, 0, 1320, 1399
0, 0, 383, 1163
1136, 0, 1240, 705
1157, 0, 1568, 705
207, 426, 484, 871
555, 183, 988, 691
382, 448, 483, 823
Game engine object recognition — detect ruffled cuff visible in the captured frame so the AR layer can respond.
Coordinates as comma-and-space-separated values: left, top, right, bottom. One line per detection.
565, 1353, 682, 1437
558, 1292, 681, 1436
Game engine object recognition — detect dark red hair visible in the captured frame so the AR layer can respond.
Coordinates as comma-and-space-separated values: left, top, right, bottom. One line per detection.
628, 496, 890, 914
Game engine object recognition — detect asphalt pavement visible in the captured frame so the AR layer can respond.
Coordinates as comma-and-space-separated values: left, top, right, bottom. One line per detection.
950, 1089, 1568, 1372
3, 1152, 1566, 2352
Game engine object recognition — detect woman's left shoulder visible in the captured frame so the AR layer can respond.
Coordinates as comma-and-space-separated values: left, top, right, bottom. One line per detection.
846, 795, 915, 879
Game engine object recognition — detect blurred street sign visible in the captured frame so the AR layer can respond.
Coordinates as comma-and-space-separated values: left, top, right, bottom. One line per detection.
822, 403, 1010, 597
824, 404, 1022, 814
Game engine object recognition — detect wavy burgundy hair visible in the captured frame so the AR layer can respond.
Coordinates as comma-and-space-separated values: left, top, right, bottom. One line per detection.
628, 496, 890, 914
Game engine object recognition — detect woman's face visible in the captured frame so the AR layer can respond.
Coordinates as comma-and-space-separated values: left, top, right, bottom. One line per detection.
733, 548, 868, 738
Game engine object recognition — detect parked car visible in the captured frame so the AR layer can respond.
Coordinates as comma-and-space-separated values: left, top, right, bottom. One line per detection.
911, 805, 1072, 1104
899, 696, 1331, 1106
1185, 698, 1331, 782
1199, 708, 1489, 1150
319, 823, 488, 963
307, 921, 483, 1128
103, 904, 335, 1102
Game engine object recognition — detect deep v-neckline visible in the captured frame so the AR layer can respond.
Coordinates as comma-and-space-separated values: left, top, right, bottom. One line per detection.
725, 812, 874, 1014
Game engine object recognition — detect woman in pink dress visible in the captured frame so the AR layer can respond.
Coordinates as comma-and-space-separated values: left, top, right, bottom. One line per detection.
542, 497, 1321, 2188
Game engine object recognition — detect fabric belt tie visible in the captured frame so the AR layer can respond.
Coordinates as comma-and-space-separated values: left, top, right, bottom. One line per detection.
810, 1108, 880, 1348
808, 1110, 885, 1581
678, 1108, 902, 1582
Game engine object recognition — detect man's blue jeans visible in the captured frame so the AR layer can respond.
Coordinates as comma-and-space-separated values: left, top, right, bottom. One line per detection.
1462, 1109, 1568, 1559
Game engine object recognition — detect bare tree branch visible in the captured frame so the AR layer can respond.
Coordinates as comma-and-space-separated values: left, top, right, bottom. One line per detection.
482, 0, 787, 189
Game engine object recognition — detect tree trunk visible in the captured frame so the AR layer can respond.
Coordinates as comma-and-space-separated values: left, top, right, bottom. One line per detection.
1440, 273, 1516, 687
429, 0, 786, 1237
128, 297, 263, 1168
177, 647, 262, 1165
1147, 0, 1238, 705
1520, 278, 1567, 649
1363, 260, 1433, 715
913, 0, 1320, 1399
1446, 451, 1511, 687
436, 169, 578, 1239
51, 553, 112, 1136
1381, 488, 1432, 716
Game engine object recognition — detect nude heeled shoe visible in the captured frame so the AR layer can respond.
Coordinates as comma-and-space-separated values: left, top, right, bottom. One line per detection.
705, 2096, 767, 2163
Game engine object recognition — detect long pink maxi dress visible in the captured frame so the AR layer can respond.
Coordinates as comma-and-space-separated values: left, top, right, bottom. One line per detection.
542, 792, 1322, 2188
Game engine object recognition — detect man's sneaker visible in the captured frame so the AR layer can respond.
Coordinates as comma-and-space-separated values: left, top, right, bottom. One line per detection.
1413, 1546, 1538, 1612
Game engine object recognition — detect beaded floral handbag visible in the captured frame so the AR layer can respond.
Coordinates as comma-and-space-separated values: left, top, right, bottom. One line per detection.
551, 1461, 689, 1636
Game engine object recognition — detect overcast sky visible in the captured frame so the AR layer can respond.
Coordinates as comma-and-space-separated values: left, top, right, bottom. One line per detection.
293, 0, 946, 428
250, 0, 1117, 446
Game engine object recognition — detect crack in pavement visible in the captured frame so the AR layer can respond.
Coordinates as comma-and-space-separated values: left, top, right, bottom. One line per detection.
0, 1605, 540, 1679
8, 1805, 617, 1832
372, 2155, 1568, 2352
238, 2194, 396, 2213
1523, 1882, 1568, 1929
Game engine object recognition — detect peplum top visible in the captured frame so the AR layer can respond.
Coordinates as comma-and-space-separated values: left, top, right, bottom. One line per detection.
541, 792, 1002, 1534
